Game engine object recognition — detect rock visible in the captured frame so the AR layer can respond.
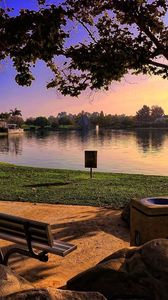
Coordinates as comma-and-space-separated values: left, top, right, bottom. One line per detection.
4, 288, 107, 299
0, 264, 33, 297
121, 202, 130, 227
0, 264, 106, 299
67, 239, 168, 300
50, 289, 106, 300
141, 239, 168, 273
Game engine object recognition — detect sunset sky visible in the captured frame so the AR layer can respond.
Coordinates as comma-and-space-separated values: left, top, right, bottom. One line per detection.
0, 0, 168, 118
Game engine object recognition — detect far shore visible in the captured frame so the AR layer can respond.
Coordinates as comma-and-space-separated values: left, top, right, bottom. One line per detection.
1, 126, 168, 135
23, 125, 168, 131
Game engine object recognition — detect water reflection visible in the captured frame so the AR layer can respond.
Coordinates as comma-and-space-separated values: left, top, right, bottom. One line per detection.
151, 130, 167, 151
0, 129, 167, 155
136, 130, 150, 153
136, 129, 167, 152
0, 129, 168, 175
0, 135, 23, 156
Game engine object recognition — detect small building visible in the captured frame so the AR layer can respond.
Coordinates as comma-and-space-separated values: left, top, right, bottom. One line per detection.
0, 121, 23, 134
7, 124, 19, 129
7, 124, 24, 134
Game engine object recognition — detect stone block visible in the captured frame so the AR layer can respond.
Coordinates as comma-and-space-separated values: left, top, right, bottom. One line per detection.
130, 197, 168, 246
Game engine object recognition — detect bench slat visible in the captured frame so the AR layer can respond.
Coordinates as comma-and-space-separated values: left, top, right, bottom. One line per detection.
0, 232, 77, 257
0, 228, 52, 246
0, 226, 51, 246
0, 213, 76, 258
53, 241, 77, 256
0, 213, 49, 228
0, 227, 25, 238
0, 221, 48, 237
0, 213, 53, 247
53, 240, 74, 250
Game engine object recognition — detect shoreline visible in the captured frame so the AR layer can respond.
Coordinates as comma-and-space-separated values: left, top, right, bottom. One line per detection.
23, 126, 168, 131
1, 126, 168, 136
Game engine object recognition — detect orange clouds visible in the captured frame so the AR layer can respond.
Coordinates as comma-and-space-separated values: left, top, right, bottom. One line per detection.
12, 74, 167, 118
82, 75, 168, 116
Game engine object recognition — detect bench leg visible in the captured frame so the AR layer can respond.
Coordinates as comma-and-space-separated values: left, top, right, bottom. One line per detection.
0, 247, 48, 265
0, 249, 4, 264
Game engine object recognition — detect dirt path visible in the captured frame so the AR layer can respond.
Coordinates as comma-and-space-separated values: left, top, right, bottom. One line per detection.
0, 201, 129, 288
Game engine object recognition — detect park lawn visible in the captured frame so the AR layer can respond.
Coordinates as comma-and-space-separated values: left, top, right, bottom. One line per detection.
0, 162, 168, 208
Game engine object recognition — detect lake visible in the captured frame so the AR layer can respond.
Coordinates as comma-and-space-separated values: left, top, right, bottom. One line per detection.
0, 128, 168, 175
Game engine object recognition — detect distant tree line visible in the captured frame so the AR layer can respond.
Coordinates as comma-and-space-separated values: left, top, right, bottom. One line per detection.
24, 111, 136, 129
0, 105, 167, 130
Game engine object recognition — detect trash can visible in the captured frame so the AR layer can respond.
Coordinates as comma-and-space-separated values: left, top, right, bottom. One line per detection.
130, 197, 168, 246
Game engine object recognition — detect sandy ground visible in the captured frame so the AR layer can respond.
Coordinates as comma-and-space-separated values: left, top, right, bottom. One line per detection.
0, 201, 129, 288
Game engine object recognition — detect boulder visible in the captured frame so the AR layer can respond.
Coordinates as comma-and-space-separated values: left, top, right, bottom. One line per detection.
0, 264, 33, 297
0, 264, 106, 299
5, 288, 106, 300
67, 239, 168, 300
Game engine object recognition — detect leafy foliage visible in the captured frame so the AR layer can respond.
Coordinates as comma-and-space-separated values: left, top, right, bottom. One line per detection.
150, 105, 164, 121
8, 115, 24, 127
0, 108, 23, 126
34, 116, 49, 127
10, 108, 22, 116
0, 106, 166, 129
136, 104, 165, 122
0, 0, 168, 95
136, 105, 151, 122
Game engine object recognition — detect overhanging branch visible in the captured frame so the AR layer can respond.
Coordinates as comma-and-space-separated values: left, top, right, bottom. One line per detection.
76, 18, 97, 43
148, 59, 168, 69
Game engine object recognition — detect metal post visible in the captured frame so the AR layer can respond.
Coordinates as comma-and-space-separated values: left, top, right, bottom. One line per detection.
90, 167, 92, 179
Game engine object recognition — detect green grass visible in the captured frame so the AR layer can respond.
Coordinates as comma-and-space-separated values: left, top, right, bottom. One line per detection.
0, 162, 168, 208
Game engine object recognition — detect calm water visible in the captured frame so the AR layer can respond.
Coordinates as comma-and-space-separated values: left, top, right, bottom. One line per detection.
0, 128, 168, 175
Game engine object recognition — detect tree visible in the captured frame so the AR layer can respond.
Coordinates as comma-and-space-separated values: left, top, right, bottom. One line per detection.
0, 0, 168, 96
8, 116, 24, 127
25, 117, 35, 125
150, 105, 164, 121
10, 108, 22, 116
98, 111, 105, 127
136, 105, 151, 122
90, 112, 99, 125
0, 112, 11, 120
34, 116, 49, 128
48, 115, 59, 128
8, 108, 23, 127
57, 112, 74, 125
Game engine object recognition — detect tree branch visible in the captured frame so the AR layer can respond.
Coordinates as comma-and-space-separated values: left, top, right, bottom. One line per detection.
112, 0, 168, 60
148, 59, 168, 69
76, 18, 97, 43
134, 14, 168, 61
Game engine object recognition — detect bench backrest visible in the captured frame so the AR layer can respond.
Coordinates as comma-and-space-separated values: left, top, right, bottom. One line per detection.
0, 213, 53, 247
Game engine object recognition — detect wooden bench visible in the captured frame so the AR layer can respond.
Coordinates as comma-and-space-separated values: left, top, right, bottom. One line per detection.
0, 213, 77, 265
